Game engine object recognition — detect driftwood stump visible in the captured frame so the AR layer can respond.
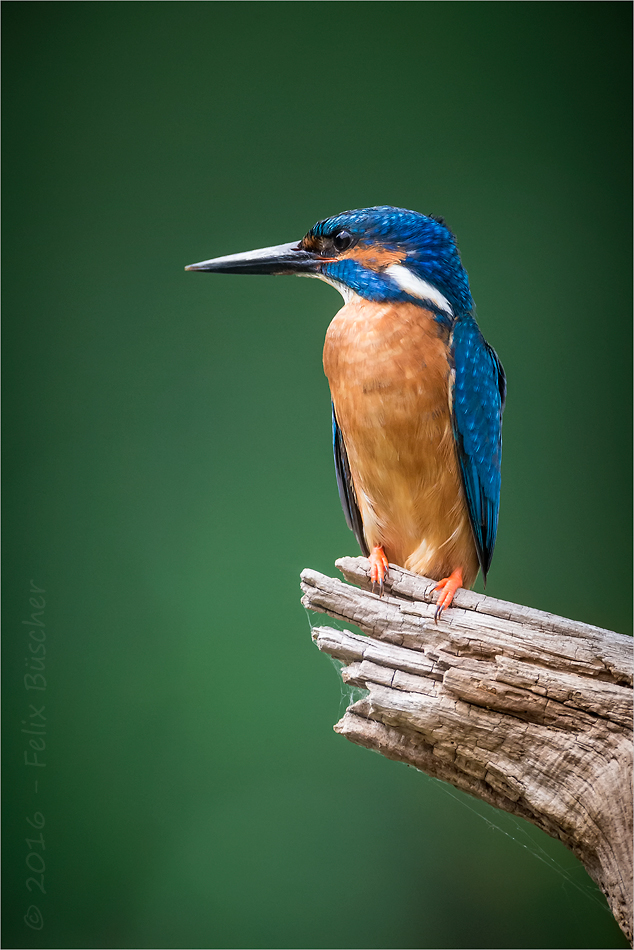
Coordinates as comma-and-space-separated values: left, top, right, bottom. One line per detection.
301, 557, 633, 943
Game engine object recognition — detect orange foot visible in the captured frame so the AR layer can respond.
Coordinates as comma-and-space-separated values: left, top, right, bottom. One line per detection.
369, 545, 389, 596
433, 568, 463, 622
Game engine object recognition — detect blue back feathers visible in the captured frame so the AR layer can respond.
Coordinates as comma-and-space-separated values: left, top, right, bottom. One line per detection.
451, 317, 506, 580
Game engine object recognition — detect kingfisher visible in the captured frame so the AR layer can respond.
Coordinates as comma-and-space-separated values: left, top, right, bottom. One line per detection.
186, 206, 505, 617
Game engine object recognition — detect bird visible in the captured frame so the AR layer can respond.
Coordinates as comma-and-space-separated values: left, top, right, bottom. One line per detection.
186, 206, 505, 617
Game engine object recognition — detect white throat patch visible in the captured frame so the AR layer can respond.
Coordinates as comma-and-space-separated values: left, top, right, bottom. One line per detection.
304, 272, 357, 304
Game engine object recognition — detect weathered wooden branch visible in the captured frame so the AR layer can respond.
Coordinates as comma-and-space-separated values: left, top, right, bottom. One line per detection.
301, 557, 633, 943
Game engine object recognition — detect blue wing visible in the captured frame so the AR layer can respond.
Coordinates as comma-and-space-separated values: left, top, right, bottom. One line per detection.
451, 316, 506, 581
332, 403, 369, 556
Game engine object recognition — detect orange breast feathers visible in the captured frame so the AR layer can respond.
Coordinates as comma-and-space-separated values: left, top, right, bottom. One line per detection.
323, 297, 479, 587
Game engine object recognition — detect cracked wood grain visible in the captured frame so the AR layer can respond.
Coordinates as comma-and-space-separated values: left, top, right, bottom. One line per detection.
301, 557, 633, 943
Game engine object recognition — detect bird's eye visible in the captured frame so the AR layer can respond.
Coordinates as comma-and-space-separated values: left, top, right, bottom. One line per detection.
332, 229, 355, 252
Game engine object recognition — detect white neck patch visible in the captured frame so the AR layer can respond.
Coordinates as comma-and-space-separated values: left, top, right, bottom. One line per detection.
385, 263, 453, 315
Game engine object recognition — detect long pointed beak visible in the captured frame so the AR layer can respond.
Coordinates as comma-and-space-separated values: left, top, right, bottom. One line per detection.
185, 240, 328, 276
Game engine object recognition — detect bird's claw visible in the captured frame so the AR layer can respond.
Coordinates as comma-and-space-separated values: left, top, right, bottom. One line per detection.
432, 568, 463, 624
369, 546, 389, 598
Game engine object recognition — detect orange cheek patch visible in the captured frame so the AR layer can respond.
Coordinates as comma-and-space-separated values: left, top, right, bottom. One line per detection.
339, 244, 406, 270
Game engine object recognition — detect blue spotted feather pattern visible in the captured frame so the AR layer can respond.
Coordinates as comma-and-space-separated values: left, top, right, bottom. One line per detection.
314, 206, 473, 315
451, 316, 506, 580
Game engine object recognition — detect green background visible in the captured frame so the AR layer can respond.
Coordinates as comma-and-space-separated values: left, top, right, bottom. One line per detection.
3, 3, 631, 948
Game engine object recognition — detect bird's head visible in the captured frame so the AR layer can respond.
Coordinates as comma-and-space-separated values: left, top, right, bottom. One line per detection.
186, 206, 473, 319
